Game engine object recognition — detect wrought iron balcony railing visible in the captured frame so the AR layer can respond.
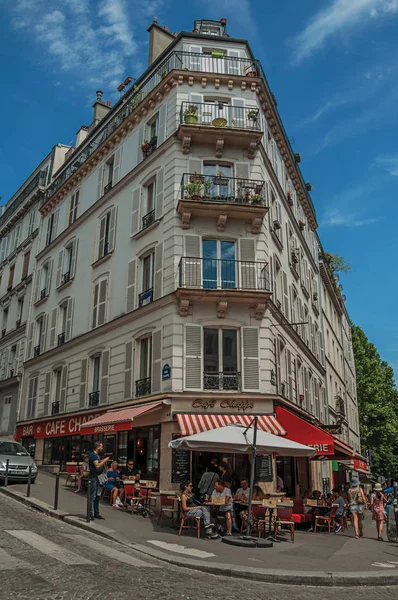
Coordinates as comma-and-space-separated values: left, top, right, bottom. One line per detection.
1, 328, 6, 338
15, 319, 21, 328
142, 136, 158, 159
34, 345, 40, 357
204, 371, 241, 391
104, 181, 113, 195
180, 173, 267, 206
89, 391, 100, 407
52, 401, 60, 416
178, 257, 270, 291
61, 271, 71, 286
135, 377, 151, 397
58, 332, 66, 346
40, 288, 47, 300
180, 101, 261, 131
142, 209, 155, 230
138, 288, 153, 307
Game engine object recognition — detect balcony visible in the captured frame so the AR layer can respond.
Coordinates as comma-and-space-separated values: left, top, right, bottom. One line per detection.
61, 271, 71, 286
51, 401, 60, 416
34, 345, 40, 357
135, 377, 151, 397
177, 257, 271, 319
104, 181, 113, 195
15, 319, 21, 329
138, 288, 153, 307
40, 288, 47, 301
204, 372, 241, 391
178, 102, 263, 159
178, 173, 268, 233
141, 209, 155, 230
58, 332, 66, 346
89, 391, 100, 407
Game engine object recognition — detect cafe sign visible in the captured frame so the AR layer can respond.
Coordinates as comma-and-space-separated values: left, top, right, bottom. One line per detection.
191, 399, 254, 412
15, 410, 105, 440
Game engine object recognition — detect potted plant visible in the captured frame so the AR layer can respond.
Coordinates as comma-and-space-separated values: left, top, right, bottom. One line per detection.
211, 50, 225, 59
244, 65, 259, 78
287, 191, 293, 206
305, 182, 312, 191
203, 179, 212, 197
247, 109, 259, 122
183, 104, 198, 124
183, 180, 203, 200
299, 219, 305, 230
213, 170, 229, 186
190, 172, 204, 183
294, 153, 301, 163
251, 194, 262, 205
141, 140, 151, 153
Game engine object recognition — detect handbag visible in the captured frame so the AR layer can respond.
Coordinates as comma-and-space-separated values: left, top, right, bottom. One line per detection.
97, 471, 108, 487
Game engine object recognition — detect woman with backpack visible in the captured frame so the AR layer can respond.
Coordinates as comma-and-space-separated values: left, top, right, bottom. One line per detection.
348, 477, 367, 538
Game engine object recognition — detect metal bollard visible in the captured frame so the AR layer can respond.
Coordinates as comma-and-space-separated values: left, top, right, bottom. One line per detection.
26, 466, 32, 498
54, 472, 60, 510
86, 479, 91, 522
4, 459, 9, 487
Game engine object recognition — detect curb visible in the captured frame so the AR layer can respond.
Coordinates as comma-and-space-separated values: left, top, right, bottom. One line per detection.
2, 487, 398, 587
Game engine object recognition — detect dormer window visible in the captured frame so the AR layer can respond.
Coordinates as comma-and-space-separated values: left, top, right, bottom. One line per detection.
194, 20, 225, 36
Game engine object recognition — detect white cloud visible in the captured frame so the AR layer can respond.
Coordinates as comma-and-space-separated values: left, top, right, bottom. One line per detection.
292, 0, 398, 64
321, 209, 382, 228
374, 154, 398, 176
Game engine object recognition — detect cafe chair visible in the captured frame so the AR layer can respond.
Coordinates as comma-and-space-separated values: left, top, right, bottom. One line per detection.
241, 506, 266, 534
273, 507, 295, 543
65, 463, 78, 487
314, 506, 338, 534
178, 500, 201, 538
102, 487, 112, 504
157, 494, 178, 526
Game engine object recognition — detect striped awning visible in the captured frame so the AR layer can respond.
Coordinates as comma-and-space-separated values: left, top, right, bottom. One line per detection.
176, 413, 286, 437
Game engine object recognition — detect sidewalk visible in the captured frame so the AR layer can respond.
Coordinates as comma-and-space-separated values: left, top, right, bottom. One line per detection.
2, 470, 398, 586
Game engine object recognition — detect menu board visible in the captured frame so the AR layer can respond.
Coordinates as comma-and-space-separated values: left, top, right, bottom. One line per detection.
255, 455, 273, 482
171, 447, 191, 483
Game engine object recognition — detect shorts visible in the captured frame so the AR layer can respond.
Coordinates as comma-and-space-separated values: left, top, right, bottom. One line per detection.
350, 504, 365, 514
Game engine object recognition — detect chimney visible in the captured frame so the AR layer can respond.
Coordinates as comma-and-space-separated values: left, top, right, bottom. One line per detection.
147, 17, 175, 66
76, 126, 88, 148
92, 90, 112, 128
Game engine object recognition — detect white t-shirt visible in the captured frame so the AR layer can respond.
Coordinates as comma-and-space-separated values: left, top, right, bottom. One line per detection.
212, 487, 233, 512
235, 487, 250, 502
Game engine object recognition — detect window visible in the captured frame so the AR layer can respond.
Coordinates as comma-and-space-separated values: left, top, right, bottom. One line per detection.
35, 316, 45, 355
13, 223, 21, 250
22, 251, 30, 280
203, 163, 232, 198
58, 303, 68, 344
146, 114, 159, 148
97, 208, 116, 260
52, 369, 62, 414
27, 210, 36, 236
105, 155, 114, 192
2, 308, 8, 335
9, 345, 17, 378
0, 396, 12, 432
92, 276, 108, 328
46, 210, 58, 246
68, 191, 79, 226
17, 298, 24, 326
142, 181, 156, 228
202, 239, 236, 289
7, 265, 15, 291
27, 377, 38, 419
204, 328, 239, 390
0, 237, 7, 263
271, 191, 283, 244
136, 336, 152, 397
92, 356, 101, 393
139, 251, 154, 306
41, 263, 50, 299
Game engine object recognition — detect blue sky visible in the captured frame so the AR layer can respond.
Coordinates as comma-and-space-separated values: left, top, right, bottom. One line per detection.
1, 0, 398, 375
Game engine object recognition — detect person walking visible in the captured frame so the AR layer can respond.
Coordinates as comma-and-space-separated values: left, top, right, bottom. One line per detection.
348, 477, 367, 538
88, 441, 110, 521
371, 483, 387, 541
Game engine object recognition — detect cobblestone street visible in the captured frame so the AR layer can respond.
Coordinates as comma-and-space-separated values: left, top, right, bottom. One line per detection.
1, 494, 398, 600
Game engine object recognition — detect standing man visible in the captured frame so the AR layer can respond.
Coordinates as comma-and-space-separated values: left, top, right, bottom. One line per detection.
89, 441, 110, 521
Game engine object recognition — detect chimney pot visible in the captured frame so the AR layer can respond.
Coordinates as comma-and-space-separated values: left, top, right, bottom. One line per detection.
163, 25, 168, 30
96, 90, 103, 102
106, 100, 111, 107
153, 17, 158, 24
173, 32, 178, 37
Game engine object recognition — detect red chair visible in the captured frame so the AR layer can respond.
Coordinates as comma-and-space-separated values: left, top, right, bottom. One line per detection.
157, 494, 178, 526
241, 505, 266, 534
122, 481, 136, 512
314, 506, 338, 534
65, 463, 78, 487
274, 506, 295, 543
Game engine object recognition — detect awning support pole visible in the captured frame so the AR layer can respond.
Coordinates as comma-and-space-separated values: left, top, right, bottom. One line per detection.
246, 416, 258, 537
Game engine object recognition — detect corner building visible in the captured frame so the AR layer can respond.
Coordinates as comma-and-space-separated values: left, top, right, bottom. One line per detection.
16, 18, 362, 493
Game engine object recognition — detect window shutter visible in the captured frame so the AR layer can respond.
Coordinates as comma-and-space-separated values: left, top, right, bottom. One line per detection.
157, 103, 167, 145
49, 307, 57, 348
60, 365, 68, 413
227, 49, 241, 75
319, 331, 325, 366
98, 279, 108, 326
241, 327, 260, 391
52, 209, 59, 241
43, 372, 51, 415
184, 235, 201, 287
107, 207, 117, 252
47, 258, 53, 294
65, 297, 74, 341
27, 377, 38, 419
56, 249, 64, 288
231, 97, 245, 128
235, 162, 249, 181
137, 125, 144, 164
264, 263, 271, 291
100, 349, 110, 404
79, 358, 87, 408
34, 269, 41, 302
70, 239, 78, 278
98, 215, 106, 259
188, 46, 202, 70
184, 324, 203, 391
40, 313, 48, 353
112, 148, 122, 184
282, 271, 289, 319
153, 242, 163, 300
131, 187, 141, 236
27, 322, 34, 359
126, 259, 137, 312
189, 158, 202, 175
92, 282, 99, 329
124, 341, 133, 399
97, 164, 105, 199
239, 238, 256, 289
152, 329, 162, 393
0, 352, 6, 380
155, 168, 164, 220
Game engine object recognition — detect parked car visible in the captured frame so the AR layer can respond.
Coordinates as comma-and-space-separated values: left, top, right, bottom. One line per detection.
0, 439, 38, 483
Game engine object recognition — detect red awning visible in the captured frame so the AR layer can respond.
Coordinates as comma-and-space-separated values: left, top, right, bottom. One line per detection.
176, 413, 286, 437
275, 407, 335, 456
80, 402, 163, 435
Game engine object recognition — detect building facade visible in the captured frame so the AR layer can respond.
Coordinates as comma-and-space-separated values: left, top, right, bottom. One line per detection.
15, 18, 362, 492
0, 146, 69, 439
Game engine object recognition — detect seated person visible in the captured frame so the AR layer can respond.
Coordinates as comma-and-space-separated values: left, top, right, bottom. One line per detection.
75, 455, 89, 493
332, 488, 346, 532
233, 479, 250, 530
212, 480, 233, 535
219, 462, 232, 489
240, 485, 265, 531
120, 459, 140, 481
311, 490, 322, 501
180, 481, 218, 539
106, 461, 123, 508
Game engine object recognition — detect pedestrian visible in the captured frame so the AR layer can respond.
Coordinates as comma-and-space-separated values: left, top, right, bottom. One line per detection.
88, 441, 110, 521
371, 483, 387, 541
348, 477, 367, 538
